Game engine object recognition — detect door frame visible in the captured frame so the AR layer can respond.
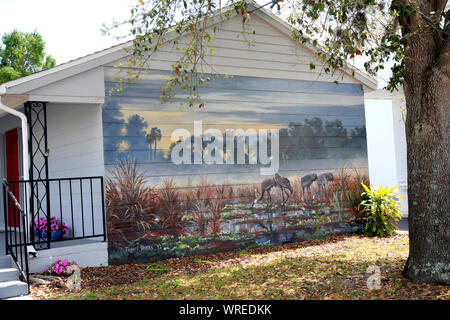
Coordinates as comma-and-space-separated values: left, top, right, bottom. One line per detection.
5, 128, 21, 227
0, 127, 23, 231
0, 133, 5, 231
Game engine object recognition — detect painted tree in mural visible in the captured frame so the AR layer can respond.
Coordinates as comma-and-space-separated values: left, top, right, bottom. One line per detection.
146, 127, 162, 161
126, 114, 148, 137
107, 0, 450, 284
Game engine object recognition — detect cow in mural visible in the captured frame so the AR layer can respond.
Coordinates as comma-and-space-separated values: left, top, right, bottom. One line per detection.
252, 173, 293, 207
300, 173, 318, 201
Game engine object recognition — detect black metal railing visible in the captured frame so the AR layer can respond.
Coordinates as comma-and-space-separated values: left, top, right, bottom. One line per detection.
5, 176, 106, 250
2, 181, 29, 290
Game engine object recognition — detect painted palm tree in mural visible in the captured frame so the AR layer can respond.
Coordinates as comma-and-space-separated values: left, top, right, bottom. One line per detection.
146, 127, 162, 161
146, 133, 153, 160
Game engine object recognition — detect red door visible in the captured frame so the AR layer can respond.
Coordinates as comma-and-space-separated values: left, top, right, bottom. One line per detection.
5, 129, 20, 227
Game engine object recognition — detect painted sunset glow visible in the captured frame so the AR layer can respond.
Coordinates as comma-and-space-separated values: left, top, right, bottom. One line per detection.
103, 70, 369, 264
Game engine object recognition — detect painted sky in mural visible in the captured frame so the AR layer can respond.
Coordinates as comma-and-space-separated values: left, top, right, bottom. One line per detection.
103, 70, 368, 186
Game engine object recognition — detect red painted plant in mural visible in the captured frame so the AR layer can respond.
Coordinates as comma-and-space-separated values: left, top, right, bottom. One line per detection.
156, 178, 185, 236
105, 159, 159, 244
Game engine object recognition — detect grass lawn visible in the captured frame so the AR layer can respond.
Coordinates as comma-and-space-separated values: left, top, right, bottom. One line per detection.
31, 233, 449, 300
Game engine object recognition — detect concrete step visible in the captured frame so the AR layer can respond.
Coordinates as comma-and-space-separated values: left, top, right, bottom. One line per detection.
0, 268, 19, 282
0, 280, 28, 299
5, 295, 34, 300
0, 256, 12, 268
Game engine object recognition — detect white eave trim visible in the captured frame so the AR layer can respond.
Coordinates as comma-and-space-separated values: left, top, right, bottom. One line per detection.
27, 94, 105, 104
0, 42, 131, 95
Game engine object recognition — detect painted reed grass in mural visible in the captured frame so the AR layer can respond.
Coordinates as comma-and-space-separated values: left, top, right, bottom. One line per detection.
106, 159, 369, 264
103, 70, 369, 264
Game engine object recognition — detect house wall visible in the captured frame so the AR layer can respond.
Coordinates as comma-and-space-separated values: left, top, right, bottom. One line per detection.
0, 64, 107, 235
102, 13, 369, 264
1, 12, 373, 265
391, 96, 408, 216
14, 103, 106, 239
27, 67, 105, 104
0, 103, 108, 266
46, 103, 105, 179
43, 103, 105, 238
365, 99, 398, 187
365, 90, 408, 217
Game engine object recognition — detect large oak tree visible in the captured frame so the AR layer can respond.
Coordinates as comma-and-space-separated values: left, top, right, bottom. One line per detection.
107, 0, 449, 284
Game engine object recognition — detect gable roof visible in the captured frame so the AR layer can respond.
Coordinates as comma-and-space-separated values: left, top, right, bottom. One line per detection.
0, 0, 377, 104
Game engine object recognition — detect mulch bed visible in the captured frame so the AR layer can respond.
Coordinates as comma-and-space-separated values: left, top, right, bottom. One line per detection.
79, 234, 349, 289
31, 234, 350, 296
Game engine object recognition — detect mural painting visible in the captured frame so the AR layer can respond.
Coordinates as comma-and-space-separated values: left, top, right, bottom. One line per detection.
103, 70, 369, 264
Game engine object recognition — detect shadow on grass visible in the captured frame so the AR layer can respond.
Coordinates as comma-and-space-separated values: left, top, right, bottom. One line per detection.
36, 234, 447, 300
55, 255, 433, 300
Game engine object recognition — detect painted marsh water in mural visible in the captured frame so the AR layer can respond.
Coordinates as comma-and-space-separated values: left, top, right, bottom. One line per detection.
103, 69, 369, 264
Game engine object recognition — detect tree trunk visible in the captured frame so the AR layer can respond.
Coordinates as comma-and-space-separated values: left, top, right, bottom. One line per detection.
402, 31, 450, 284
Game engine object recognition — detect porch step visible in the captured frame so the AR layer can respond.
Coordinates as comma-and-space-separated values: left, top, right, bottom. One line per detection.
0, 256, 12, 268
0, 280, 28, 299
0, 268, 19, 282
0, 256, 28, 299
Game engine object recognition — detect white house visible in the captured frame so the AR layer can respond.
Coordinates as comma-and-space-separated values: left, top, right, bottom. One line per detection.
0, 0, 377, 298
364, 88, 408, 217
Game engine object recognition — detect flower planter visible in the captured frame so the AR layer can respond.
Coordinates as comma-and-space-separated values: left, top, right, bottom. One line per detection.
34, 230, 63, 241
32, 217, 69, 241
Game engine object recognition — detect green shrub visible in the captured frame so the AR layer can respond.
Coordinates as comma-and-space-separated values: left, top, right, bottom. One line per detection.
359, 183, 405, 237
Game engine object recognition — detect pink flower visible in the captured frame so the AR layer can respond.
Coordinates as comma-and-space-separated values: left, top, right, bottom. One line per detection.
44, 259, 78, 277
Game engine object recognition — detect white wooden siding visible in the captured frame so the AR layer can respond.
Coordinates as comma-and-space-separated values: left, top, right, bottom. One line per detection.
46, 103, 104, 178
106, 14, 359, 84
0, 105, 105, 238
27, 67, 105, 104
39, 103, 105, 238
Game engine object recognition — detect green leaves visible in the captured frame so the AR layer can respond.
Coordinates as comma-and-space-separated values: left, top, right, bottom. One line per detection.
286, 0, 438, 91
360, 183, 405, 237
0, 66, 21, 83
0, 29, 55, 84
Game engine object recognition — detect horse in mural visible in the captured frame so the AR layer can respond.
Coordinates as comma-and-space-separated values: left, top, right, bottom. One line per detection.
253, 173, 293, 207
